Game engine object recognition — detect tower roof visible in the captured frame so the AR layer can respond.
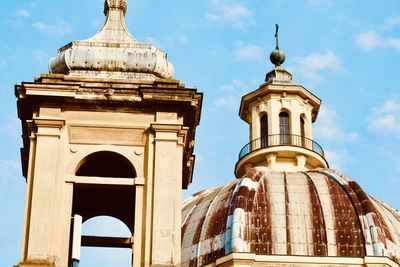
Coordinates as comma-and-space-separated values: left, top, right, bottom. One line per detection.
49, 0, 174, 80
182, 168, 400, 266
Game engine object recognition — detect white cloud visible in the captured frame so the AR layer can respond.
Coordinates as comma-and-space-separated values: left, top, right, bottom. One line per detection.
213, 79, 250, 112
356, 29, 400, 52
293, 50, 343, 82
32, 49, 49, 65
380, 16, 400, 30
143, 32, 187, 49
324, 149, 349, 170
356, 30, 382, 50
368, 100, 400, 134
218, 79, 243, 92
33, 21, 72, 35
206, 0, 253, 29
314, 106, 358, 143
0, 160, 20, 185
0, 114, 21, 138
235, 42, 264, 61
15, 9, 30, 18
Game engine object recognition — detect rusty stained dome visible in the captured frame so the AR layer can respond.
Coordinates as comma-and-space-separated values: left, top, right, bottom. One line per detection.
181, 168, 400, 267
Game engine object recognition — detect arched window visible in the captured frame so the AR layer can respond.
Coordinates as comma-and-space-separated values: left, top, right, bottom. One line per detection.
300, 117, 306, 147
260, 114, 268, 147
72, 151, 137, 267
279, 112, 290, 145
76, 151, 136, 178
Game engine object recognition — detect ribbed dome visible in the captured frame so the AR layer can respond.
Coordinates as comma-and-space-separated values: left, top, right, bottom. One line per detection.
181, 168, 400, 266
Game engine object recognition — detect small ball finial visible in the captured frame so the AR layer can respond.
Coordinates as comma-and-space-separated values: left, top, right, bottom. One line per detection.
269, 24, 285, 67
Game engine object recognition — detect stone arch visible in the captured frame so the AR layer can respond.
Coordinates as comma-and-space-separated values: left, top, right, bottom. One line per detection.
76, 151, 136, 178
67, 145, 143, 178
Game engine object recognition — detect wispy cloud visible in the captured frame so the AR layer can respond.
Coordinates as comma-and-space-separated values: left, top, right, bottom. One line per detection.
213, 79, 251, 112
293, 50, 343, 82
206, 0, 253, 29
234, 42, 264, 61
356, 30, 382, 50
0, 159, 20, 185
324, 148, 349, 170
379, 16, 400, 30
314, 106, 358, 143
0, 114, 21, 138
33, 21, 72, 35
356, 16, 400, 52
143, 32, 188, 49
368, 100, 400, 134
32, 49, 49, 65
314, 106, 358, 170
15, 9, 30, 18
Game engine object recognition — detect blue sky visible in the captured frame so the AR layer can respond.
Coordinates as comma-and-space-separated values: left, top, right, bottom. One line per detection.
1, 0, 400, 266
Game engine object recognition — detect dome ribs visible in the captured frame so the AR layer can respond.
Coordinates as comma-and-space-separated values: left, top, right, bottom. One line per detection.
250, 172, 272, 255
348, 181, 394, 245
303, 172, 328, 256
283, 172, 291, 256
325, 177, 365, 257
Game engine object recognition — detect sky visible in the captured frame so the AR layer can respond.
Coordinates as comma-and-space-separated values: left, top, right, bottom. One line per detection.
1, 0, 400, 266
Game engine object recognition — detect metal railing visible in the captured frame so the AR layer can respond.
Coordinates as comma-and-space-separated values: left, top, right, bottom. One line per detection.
238, 134, 325, 160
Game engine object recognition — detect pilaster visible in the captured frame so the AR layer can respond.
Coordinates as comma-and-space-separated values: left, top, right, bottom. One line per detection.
149, 121, 186, 267
23, 117, 65, 265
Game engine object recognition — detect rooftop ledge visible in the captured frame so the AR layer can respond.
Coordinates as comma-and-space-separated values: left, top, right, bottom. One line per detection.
235, 134, 329, 177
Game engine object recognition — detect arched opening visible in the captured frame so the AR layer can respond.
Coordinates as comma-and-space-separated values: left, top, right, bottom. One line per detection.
279, 111, 290, 145
300, 116, 306, 147
76, 151, 136, 178
79, 216, 132, 267
260, 114, 268, 147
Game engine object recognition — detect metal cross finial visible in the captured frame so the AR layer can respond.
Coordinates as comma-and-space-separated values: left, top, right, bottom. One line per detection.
275, 24, 280, 50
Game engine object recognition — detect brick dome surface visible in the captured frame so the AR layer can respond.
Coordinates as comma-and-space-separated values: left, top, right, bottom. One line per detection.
181, 168, 400, 266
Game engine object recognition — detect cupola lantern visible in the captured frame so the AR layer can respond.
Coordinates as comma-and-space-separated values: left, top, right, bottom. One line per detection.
235, 25, 328, 177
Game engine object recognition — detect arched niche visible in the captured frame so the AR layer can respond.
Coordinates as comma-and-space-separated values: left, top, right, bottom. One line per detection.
76, 151, 136, 178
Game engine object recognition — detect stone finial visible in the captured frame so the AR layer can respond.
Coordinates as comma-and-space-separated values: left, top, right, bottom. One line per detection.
49, 0, 174, 80
104, 0, 127, 16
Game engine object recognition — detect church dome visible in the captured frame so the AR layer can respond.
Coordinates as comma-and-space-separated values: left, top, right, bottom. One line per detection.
181, 167, 400, 266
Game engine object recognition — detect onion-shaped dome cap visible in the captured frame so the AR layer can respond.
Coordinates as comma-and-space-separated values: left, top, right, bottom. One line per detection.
182, 167, 400, 266
49, 0, 174, 80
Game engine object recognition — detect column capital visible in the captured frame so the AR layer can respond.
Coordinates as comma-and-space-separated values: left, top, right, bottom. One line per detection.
33, 117, 65, 137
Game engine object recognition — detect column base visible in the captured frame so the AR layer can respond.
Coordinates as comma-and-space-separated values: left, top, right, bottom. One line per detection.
14, 259, 55, 267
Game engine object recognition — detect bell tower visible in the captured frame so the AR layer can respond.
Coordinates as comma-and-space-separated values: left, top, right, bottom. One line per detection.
235, 25, 328, 177
14, 1, 202, 267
